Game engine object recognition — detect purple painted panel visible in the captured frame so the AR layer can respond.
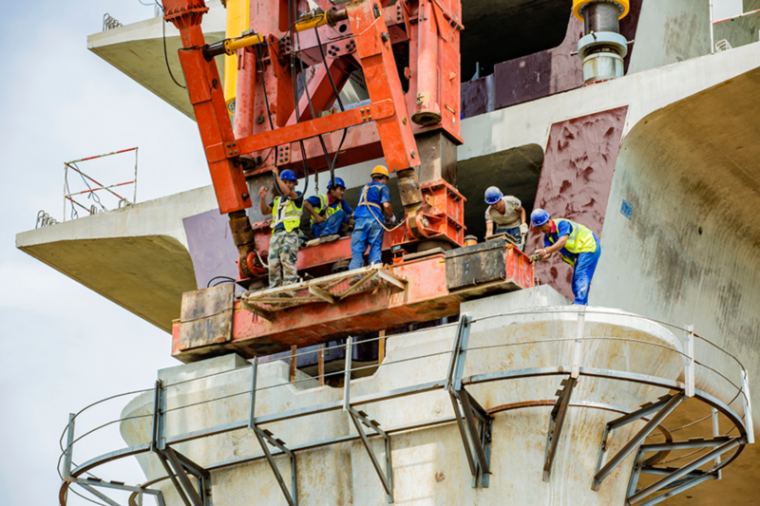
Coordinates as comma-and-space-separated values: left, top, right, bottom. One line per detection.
462, 1, 642, 119
461, 74, 493, 119
528, 107, 629, 301
494, 15, 584, 110
183, 209, 239, 290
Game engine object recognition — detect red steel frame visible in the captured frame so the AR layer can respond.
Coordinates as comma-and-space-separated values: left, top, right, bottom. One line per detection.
173, 246, 534, 361
163, 0, 466, 284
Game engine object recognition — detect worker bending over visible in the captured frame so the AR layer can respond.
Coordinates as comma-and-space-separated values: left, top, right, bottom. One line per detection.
484, 186, 528, 248
306, 177, 354, 239
531, 209, 601, 305
349, 166, 395, 271
258, 170, 324, 288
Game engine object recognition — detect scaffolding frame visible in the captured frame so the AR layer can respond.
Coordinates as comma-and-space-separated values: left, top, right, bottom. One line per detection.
58, 308, 753, 506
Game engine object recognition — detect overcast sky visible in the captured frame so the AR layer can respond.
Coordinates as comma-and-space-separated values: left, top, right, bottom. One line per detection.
0, 0, 750, 505
0, 2, 214, 505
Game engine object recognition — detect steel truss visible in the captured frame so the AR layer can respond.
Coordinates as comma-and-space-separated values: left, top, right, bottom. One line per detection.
59, 310, 754, 506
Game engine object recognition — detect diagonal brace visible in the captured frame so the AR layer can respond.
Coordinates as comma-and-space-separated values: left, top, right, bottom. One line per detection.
544, 376, 577, 482
449, 387, 493, 488
593, 393, 684, 491
347, 406, 394, 502
251, 425, 298, 506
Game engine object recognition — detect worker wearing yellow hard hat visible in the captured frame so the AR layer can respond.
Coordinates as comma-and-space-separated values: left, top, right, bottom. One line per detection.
349, 165, 395, 271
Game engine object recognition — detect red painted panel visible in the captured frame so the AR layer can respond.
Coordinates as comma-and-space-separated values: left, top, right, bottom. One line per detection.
528, 107, 629, 301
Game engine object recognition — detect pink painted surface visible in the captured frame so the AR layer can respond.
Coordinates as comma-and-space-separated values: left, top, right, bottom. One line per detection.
528, 107, 629, 301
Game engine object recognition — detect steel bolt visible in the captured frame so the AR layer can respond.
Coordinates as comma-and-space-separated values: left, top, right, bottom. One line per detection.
242, 193, 250, 200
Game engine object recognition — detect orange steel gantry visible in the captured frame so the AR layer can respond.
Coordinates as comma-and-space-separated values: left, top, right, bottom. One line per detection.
163, 0, 533, 361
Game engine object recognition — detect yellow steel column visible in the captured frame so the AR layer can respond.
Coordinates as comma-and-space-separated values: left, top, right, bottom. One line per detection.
224, 0, 250, 114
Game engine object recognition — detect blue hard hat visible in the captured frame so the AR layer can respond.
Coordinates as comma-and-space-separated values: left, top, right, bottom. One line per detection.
279, 169, 297, 182
484, 186, 503, 205
328, 177, 346, 190
531, 208, 550, 227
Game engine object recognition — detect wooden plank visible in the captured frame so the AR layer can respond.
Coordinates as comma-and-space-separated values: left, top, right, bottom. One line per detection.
309, 284, 337, 304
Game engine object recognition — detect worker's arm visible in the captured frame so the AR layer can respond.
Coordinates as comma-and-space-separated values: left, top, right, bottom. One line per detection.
518, 206, 526, 224
485, 221, 494, 238
304, 201, 325, 223
259, 187, 272, 215
382, 202, 393, 218
537, 235, 568, 260
276, 173, 299, 199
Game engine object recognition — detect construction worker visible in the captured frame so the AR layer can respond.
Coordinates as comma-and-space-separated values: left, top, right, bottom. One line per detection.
484, 186, 528, 248
258, 170, 324, 288
349, 165, 395, 271
306, 177, 355, 239
530, 209, 601, 305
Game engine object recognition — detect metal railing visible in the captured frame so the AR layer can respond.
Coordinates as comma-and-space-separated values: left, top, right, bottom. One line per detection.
63, 148, 138, 222
57, 307, 754, 506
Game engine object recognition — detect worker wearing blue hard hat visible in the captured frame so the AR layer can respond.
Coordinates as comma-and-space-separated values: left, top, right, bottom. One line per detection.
306, 177, 355, 240
349, 165, 395, 272
530, 208, 602, 305
484, 186, 528, 248
258, 169, 324, 289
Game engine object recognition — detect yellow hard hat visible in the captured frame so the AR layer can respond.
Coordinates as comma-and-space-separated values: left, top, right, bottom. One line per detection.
371, 165, 389, 178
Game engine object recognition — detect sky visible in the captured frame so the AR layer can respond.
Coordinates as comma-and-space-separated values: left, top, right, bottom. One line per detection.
0, 1, 750, 505
0, 2, 213, 505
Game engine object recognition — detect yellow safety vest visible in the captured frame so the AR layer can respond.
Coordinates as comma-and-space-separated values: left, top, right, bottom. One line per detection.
310, 194, 340, 226
547, 218, 597, 266
271, 196, 303, 234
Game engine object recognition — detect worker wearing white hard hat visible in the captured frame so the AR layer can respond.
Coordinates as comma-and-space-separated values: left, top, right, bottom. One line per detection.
484, 186, 528, 248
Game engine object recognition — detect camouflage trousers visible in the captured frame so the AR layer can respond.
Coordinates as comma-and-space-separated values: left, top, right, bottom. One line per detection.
269, 230, 300, 288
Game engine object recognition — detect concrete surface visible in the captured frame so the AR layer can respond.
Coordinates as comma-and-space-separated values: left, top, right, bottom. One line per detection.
19, 41, 760, 333
16, 186, 218, 332
87, 0, 227, 120
117, 287, 707, 506
591, 63, 760, 506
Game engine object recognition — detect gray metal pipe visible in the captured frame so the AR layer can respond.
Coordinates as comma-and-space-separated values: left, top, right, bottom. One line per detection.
583, 2, 621, 34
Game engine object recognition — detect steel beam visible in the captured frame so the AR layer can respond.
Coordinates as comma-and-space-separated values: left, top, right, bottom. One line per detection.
636, 474, 714, 506
252, 428, 298, 506
593, 393, 685, 491
165, 447, 205, 506
348, 407, 394, 502
544, 377, 577, 482
627, 438, 742, 504
62, 413, 75, 481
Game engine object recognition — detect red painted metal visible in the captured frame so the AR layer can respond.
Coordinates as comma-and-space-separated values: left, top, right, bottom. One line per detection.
163, 0, 251, 215
164, 0, 468, 291
239, 178, 465, 282
173, 245, 535, 361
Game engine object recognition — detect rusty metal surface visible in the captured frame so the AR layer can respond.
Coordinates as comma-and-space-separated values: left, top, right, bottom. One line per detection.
528, 107, 628, 301
446, 239, 508, 290
178, 283, 235, 352
173, 245, 533, 362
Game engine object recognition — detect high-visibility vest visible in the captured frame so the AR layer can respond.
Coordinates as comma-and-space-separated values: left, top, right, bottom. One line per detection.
547, 218, 597, 266
271, 196, 303, 234
310, 194, 341, 226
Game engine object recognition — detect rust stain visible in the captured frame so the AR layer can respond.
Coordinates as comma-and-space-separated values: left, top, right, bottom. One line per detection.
530, 107, 629, 301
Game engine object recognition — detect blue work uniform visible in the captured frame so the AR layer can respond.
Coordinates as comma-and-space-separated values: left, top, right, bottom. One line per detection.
349, 180, 390, 270
306, 194, 354, 238
543, 219, 601, 305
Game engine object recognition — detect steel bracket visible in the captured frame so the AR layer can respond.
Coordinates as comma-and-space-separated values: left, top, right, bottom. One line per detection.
249, 357, 298, 506
343, 337, 394, 502
543, 376, 577, 481
447, 315, 493, 488
593, 393, 685, 491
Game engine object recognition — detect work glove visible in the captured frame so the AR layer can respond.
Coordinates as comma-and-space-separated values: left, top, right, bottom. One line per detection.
519, 223, 529, 236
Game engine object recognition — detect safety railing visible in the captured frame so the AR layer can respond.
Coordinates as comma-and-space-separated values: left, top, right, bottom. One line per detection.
63, 148, 138, 222
57, 307, 753, 506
